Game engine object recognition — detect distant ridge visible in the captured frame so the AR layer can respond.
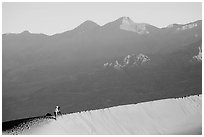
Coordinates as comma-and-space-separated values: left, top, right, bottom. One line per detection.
3, 17, 202, 36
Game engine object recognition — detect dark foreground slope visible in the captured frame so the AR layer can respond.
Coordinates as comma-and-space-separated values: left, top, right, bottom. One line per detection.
2, 116, 46, 131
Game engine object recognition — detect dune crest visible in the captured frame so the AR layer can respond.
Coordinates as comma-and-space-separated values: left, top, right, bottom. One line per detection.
3, 95, 202, 135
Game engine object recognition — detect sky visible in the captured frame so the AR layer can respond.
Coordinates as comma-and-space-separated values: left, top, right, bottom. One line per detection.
2, 2, 202, 35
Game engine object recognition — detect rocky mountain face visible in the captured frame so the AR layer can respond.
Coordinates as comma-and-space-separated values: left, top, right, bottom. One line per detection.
104, 53, 150, 70
119, 17, 150, 34
104, 42, 202, 70
192, 46, 202, 62
2, 17, 202, 122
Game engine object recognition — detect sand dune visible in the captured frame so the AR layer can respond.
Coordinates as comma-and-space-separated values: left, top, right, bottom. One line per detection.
3, 95, 202, 135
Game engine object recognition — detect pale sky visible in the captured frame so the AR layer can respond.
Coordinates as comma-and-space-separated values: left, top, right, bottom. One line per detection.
2, 2, 202, 35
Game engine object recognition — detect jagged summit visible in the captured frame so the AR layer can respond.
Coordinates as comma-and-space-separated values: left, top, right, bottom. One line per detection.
118, 16, 150, 34
119, 16, 134, 24
114, 16, 131, 22
102, 16, 151, 34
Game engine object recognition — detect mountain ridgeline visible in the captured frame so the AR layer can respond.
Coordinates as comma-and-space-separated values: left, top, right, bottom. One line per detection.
2, 17, 202, 122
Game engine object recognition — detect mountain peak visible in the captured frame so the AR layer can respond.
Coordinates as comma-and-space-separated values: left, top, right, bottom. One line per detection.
115, 16, 133, 24
119, 17, 150, 34
121, 16, 134, 24
82, 20, 99, 26
74, 20, 100, 32
21, 30, 31, 34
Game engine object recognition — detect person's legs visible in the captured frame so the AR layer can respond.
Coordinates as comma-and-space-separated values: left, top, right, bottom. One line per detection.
54, 112, 56, 117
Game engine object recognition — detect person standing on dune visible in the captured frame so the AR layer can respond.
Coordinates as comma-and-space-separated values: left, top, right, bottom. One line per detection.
54, 106, 62, 118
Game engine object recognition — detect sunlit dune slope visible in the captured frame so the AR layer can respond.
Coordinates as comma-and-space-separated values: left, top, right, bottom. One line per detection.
3, 95, 202, 135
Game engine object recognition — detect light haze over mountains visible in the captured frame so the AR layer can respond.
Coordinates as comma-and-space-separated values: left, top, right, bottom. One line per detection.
3, 16, 202, 121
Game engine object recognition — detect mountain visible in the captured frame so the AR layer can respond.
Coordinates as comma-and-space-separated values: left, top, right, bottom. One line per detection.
2, 17, 202, 122
52, 20, 100, 39
3, 95, 202, 135
119, 16, 159, 34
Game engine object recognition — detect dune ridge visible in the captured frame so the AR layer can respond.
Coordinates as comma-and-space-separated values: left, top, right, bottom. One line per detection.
3, 95, 202, 135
